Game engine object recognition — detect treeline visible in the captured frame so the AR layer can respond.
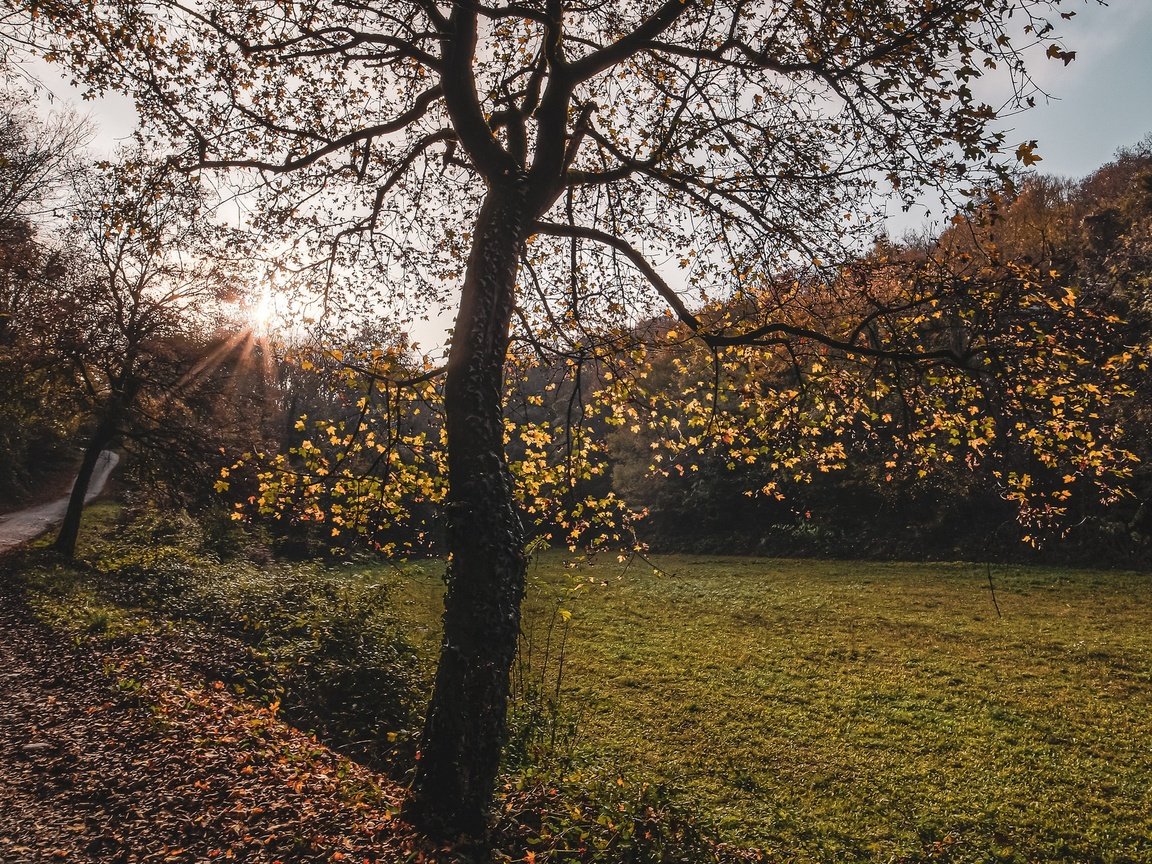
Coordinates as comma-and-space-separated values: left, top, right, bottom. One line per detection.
611, 141, 1152, 566
0, 89, 275, 552
142, 140, 1152, 569
5, 70, 1150, 568
221, 141, 1152, 569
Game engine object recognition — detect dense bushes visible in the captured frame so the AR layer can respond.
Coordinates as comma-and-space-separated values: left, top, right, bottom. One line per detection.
620, 457, 1150, 567
84, 505, 428, 771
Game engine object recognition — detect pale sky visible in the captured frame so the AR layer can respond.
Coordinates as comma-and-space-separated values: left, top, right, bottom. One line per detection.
885, 0, 1152, 234
18, 0, 1152, 344
1005, 0, 1152, 179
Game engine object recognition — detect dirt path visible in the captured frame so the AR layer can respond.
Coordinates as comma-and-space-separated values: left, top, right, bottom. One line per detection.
0, 583, 465, 864
0, 452, 120, 552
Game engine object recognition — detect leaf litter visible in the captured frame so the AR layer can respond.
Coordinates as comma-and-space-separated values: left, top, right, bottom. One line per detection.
0, 580, 467, 864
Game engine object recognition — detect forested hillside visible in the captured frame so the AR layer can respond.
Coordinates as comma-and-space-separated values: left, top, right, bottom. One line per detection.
609, 142, 1152, 564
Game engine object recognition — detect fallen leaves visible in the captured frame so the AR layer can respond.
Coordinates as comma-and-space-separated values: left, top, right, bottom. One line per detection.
0, 585, 468, 864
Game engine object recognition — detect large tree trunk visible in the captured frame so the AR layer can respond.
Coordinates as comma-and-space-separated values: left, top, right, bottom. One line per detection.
52, 402, 121, 558
404, 182, 531, 838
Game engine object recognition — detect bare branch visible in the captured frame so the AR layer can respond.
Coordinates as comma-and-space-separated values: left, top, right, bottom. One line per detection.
342, 358, 447, 388
194, 85, 444, 173
566, 0, 699, 84
534, 220, 701, 328
535, 220, 981, 368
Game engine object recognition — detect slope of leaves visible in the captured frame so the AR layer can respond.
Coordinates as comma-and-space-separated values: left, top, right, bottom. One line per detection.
0, 563, 456, 863
46, 504, 430, 772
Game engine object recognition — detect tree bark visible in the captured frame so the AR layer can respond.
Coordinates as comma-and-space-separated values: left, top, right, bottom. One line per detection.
52, 401, 121, 558
404, 180, 531, 838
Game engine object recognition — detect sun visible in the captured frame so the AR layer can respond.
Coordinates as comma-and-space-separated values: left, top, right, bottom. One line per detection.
247, 285, 276, 336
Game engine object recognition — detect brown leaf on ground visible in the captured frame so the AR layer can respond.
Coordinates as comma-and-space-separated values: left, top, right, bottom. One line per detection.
0, 584, 468, 864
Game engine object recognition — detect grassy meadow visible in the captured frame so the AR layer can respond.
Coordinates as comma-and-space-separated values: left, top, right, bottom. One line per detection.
16, 508, 1152, 862
390, 552, 1152, 863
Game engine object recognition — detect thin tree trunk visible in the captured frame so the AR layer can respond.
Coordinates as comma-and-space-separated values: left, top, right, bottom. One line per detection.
52, 405, 119, 557
405, 182, 530, 838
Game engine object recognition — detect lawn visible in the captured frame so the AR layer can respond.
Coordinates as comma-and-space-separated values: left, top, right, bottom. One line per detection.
390, 552, 1152, 863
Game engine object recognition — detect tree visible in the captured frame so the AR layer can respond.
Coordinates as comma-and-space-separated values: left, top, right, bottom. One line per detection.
0, 216, 80, 501
598, 229, 1135, 555
51, 158, 232, 556
0, 85, 90, 226
118, 328, 281, 515
0, 87, 91, 502
16, 0, 1108, 837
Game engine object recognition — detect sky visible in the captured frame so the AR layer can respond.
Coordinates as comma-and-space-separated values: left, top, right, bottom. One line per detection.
26, 1, 1152, 180
17, 0, 1152, 343
1001, 0, 1152, 179
885, 0, 1152, 234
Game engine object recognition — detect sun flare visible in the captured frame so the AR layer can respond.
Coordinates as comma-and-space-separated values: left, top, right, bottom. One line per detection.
247, 285, 275, 336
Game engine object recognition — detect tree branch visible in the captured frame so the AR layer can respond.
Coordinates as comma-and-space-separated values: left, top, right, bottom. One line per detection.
440, 7, 516, 177
534, 220, 701, 329
342, 359, 447, 388
566, 0, 699, 83
195, 86, 444, 173
533, 221, 981, 368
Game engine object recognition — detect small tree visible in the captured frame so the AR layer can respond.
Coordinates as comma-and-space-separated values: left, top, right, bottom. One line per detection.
0, 85, 90, 225
51, 158, 231, 555
0, 88, 91, 501
19, 0, 1117, 836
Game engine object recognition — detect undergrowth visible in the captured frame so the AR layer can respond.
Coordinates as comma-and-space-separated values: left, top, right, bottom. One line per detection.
18, 504, 427, 771
491, 772, 766, 863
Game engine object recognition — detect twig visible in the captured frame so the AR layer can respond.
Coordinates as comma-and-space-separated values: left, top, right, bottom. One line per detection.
986, 560, 1002, 619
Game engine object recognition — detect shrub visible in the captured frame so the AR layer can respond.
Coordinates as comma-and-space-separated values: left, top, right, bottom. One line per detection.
86, 505, 427, 771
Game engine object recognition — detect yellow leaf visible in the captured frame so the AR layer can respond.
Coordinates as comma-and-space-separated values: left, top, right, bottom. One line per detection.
1014, 140, 1042, 166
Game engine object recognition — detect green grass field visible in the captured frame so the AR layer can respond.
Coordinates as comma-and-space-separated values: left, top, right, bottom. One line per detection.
390, 552, 1152, 863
